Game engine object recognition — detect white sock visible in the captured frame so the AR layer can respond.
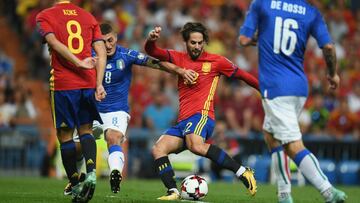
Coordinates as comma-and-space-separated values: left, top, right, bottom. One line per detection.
294, 150, 332, 196
169, 188, 179, 194
271, 147, 291, 200
108, 151, 125, 173
108, 145, 125, 174
235, 166, 246, 177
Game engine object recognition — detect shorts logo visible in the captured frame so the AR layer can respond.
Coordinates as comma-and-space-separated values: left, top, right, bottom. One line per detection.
106, 64, 112, 69
202, 62, 211, 74
116, 59, 124, 70
60, 122, 67, 128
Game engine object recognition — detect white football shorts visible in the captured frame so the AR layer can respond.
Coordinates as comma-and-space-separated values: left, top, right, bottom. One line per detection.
73, 111, 130, 142
262, 96, 306, 144
99, 110, 131, 138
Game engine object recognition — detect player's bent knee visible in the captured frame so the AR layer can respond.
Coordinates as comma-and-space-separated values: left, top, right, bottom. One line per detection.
188, 144, 206, 156
152, 144, 166, 158
151, 144, 160, 156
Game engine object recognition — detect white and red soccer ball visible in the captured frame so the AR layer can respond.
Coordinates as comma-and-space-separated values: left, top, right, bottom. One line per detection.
180, 175, 208, 200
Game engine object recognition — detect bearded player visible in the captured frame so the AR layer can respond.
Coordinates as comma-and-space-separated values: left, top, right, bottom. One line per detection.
145, 22, 259, 200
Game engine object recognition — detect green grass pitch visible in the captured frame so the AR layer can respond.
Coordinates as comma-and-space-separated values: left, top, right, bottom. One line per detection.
0, 177, 357, 203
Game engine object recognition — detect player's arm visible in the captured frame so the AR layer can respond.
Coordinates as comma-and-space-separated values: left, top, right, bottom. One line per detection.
322, 43, 339, 90
45, 33, 96, 69
144, 26, 171, 61
238, 0, 260, 47
232, 68, 259, 92
92, 40, 107, 101
311, 9, 340, 90
220, 57, 260, 92
144, 57, 198, 84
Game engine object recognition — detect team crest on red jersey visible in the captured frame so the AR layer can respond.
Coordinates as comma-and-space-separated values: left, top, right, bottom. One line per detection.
202, 62, 211, 74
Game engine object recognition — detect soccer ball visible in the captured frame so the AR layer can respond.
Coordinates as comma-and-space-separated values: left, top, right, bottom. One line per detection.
180, 175, 208, 200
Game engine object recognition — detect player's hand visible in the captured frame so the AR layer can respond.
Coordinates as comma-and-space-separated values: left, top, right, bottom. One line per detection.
95, 85, 107, 101
148, 26, 162, 41
78, 57, 97, 69
183, 70, 199, 85
327, 73, 340, 91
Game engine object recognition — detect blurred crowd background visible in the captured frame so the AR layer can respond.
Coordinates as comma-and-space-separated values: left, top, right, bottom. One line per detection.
0, 0, 359, 185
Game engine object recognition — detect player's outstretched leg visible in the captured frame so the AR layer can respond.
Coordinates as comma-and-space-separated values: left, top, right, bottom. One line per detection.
205, 144, 257, 196
292, 149, 347, 203
154, 156, 180, 200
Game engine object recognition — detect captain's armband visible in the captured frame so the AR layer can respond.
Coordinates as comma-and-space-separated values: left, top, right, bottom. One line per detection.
145, 56, 162, 70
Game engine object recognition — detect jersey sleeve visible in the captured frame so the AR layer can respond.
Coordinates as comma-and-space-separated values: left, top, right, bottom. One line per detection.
239, 0, 261, 38
217, 56, 259, 90
310, 9, 332, 48
91, 17, 103, 43
167, 50, 179, 64
144, 40, 174, 62
217, 56, 238, 77
127, 49, 149, 66
36, 11, 53, 37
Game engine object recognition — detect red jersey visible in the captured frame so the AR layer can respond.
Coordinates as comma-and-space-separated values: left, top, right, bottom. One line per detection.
169, 51, 237, 121
36, 1, 102, 90
145, 42, 241, 122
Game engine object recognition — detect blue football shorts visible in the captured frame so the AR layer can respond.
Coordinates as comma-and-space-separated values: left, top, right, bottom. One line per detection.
50, 88, 102, 129
164, 113, 215, 141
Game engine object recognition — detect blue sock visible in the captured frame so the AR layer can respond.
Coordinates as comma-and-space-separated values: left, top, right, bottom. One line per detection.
60, 140, 78, 185
79, 134, 96, 173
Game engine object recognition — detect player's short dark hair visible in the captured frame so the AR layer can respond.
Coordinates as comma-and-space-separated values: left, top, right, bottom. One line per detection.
100, 23, 113, 35
180, 22, 209, 44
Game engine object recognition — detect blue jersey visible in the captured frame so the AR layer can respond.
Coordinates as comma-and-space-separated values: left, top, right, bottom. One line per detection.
96, 45, 148, 113
240, 0, 332, 99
